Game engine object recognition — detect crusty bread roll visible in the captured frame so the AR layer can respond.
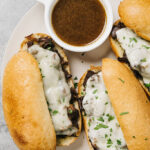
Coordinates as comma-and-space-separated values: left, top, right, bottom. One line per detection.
119, 0, 150, 41
78, 65, 101, 150
2, 51, 56, 150
2, 33, 82, 149
78, 58, 150, 150
102, 58, 150, 150
20, 33, 82, 146
110, 20, 150, 96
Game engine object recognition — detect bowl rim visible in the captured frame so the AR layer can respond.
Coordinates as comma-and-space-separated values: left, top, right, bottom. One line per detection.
43, 0, 113, 52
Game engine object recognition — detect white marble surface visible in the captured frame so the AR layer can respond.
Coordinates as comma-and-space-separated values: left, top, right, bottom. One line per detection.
0, 0, 35, 149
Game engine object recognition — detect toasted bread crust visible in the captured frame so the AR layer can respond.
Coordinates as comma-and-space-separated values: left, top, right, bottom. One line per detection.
20, 33, 82, 146
2, 51, 56, 150
110, 20, 150, 96
119, 0, 150, 41
78, 66, 101, 150
102, 58, 150, 150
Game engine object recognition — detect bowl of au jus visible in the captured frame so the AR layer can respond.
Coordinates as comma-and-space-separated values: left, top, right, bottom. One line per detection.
38, 0, 113, 52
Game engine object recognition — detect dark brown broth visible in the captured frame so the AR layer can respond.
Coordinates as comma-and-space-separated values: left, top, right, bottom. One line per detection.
52, 0, 106, 46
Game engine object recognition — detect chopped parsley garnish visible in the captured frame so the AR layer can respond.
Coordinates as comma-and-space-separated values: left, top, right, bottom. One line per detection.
47, 47, 51, 50
107, 138, 113, 146
140, 58, 147, 62
117, 139, 121, 145
92, 117, 95, 121
53, 110, 58, 115
130, 37, 137, 43
92, 85, 95, 88
107, 145, 112, 148
74, 76, 78, 80
118, 78, 125, 83
98, 117, 104, 122
123, 36, 126, 40
105, 90, 108, 94
105, 102, 108, 105
81, 91, 85, 96
74, 83, 78, 89
48, 108, 52, 112
62, 98, 65, 103
132, 136, 136, 139
95, 96, 99, 100
108, 115, 115, 122
116, 123, 120, 127
88, 120, 91, 127
142, 45, 150, 49
145, 138, 148, 141
144, 83, 150, 88
110, 128, 113, 132
93, 89, 98, 94
120, 112, 129, 116
42, 75, 45, 78
68, 109, 73, 114
105, 134, 108, 138
94, 124, 108, 130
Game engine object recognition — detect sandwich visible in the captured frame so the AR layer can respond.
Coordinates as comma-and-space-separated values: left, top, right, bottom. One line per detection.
2, 33, 81, 150
110, 0, 150, 95
78, 58, 150, 150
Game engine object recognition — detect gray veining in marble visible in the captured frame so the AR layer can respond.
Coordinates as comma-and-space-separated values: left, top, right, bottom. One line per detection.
0, 0, 36, 149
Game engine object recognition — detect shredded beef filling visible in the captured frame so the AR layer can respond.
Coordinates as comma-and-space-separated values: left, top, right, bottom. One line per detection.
26, 35, 79, 135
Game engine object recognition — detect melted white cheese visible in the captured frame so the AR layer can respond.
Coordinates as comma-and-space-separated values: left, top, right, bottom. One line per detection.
116, 28, 150, 84
28, 45, 77, 135
83, 72, 127, 150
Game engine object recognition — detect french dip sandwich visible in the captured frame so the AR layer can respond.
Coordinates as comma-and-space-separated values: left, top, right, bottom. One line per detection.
110, 0, 150, 95
2, 33, 81, 149
78, 58, 150, 150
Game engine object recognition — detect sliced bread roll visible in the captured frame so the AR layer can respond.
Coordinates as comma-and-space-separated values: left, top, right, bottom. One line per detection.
110, 20, 150, 96
20, 33, 82, 146
2, 51, 56, 150
78, 58, 150, 150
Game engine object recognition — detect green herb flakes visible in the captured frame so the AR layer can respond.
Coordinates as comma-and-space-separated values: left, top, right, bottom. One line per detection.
94, 124, 108, 130
144, 83, 150, 88
105, 90, 108, 94
132, 136, 136, 139
74, 83, 78, 89
108, 115, 115, 122
68, 109, 73, 114
74, 76, 78, 80
117, 139, 121, 145
93, 89, 98, 94
142, 45, 150, 49
107, 138, 113, 144
120, 112, 129, 116
140, 58, 147, 62
88, 120, 91, 127
118, 78, 125, 83
53, 110, 58, 115
105, 134, 108, 138
95, 96, 99, 100
130, 37, 137, 43
98, 117, 104, 122
62, 98, 65, 103
105, 102, 108, 105
145, 138, 148, 141
92, 85, 95, 88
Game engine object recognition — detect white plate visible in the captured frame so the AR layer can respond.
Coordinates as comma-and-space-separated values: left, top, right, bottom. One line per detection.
1, 1, 121, 149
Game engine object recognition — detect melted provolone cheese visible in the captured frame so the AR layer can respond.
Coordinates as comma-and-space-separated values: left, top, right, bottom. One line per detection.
116, 28, 150, 85
83, 72, 127, 150
28, 45, 77, 135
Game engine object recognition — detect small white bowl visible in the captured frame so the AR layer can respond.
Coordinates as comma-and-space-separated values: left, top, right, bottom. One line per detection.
37, 0, 113, 52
